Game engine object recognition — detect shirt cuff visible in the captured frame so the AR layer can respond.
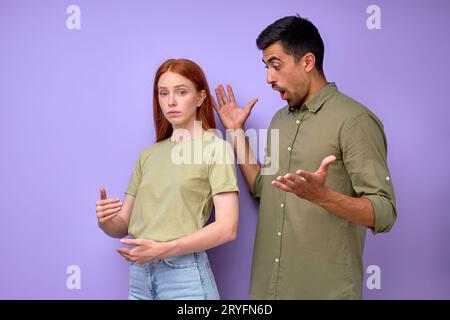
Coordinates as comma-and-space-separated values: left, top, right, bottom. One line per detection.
250, 169, 263, 198
363, 194, 397, 234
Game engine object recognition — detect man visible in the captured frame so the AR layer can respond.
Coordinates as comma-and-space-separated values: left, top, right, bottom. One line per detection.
213, 15, 396, 299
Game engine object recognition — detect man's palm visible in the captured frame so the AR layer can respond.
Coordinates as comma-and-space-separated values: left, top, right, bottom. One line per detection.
213, 84, 258, 129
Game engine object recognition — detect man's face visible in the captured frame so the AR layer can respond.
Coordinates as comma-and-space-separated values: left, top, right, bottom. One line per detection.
262, 41, 310, 107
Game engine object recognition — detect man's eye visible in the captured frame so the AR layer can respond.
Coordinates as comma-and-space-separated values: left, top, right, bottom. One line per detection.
273, 65, 280, 71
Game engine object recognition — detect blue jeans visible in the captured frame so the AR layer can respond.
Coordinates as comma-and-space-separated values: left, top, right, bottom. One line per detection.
128, 251, 220, 300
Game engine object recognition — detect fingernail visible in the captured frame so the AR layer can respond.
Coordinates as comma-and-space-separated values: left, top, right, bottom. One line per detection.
120, 239, 125, 243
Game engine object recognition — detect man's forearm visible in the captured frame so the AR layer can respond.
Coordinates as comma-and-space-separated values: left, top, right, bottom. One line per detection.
316, 188, 375, 228
229, 129, 261, 193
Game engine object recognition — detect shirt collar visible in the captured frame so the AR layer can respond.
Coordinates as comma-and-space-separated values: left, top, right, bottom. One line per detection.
288, 82, 338, 114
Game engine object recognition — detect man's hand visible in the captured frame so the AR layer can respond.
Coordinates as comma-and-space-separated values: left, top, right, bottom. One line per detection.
213, 84, 258, 129
116, 238, 169, 265
271, 155, 336, 204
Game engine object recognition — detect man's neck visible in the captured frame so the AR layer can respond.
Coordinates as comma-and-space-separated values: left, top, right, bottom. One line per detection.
304, 74, 328, 105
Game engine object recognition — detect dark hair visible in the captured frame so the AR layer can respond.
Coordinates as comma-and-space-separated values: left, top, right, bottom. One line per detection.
256, 15, 325, 73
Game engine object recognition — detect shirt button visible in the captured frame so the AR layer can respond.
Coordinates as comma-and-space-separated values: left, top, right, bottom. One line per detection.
287, 146, 292, 151
296, 120, 300, 124
277, 232, 281, 236
275, 258, 279, 263
280, 203, 284, 208
386, 176, 390, 181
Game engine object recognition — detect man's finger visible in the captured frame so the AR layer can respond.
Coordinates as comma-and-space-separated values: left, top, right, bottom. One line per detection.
317, 155, 336, 174
212, 98, 220, 113
100, 187, 107, 200
281, 174, 299, 189
226, 84, 236, 103
244, 98, 258, 113
295, 170, 313, 182
219, 85, 229, 104
271, 180, 294, 193
215, 87, 225, 107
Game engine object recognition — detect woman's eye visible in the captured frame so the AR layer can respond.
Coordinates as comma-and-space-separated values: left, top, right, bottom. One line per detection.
178, 90, 187, 96
159, 91, 167, 96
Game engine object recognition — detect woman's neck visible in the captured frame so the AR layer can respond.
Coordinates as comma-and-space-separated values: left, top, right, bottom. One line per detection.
171, 120, 205, 143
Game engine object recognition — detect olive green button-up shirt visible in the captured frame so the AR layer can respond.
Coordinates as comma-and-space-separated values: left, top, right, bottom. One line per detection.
250, 83, 396, 299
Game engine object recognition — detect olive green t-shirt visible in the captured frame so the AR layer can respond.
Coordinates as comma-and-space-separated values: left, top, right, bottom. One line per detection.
125, 131, 239, 242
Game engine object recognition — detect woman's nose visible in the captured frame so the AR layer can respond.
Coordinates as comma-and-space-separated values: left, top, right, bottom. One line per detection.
168, 94, 176, 106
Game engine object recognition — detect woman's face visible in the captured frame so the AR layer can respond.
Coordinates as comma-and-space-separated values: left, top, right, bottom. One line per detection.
157, 71, 205, 129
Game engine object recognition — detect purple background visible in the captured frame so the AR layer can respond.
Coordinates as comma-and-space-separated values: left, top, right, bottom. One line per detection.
1, 0, 449, 299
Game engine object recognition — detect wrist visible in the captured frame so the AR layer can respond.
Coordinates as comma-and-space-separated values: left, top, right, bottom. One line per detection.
315, 186, 334, 207
160, 239, 178, 259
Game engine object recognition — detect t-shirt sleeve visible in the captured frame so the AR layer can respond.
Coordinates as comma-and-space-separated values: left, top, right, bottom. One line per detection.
209, 139, 240, 196
125, 152, 143, 197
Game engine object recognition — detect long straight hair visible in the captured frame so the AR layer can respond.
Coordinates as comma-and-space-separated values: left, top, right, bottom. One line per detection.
153, 59, 217, 142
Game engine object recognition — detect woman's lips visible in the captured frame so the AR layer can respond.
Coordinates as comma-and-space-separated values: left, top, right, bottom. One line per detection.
167, 111, 182, 117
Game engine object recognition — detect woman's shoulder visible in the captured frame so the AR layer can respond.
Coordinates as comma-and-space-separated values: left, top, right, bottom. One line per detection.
137, 139, 169, 161
202, 130, 235, 163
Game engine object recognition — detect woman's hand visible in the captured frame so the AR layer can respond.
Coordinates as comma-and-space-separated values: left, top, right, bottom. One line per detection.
116, 239, 170, 265
95, 186, 122, 225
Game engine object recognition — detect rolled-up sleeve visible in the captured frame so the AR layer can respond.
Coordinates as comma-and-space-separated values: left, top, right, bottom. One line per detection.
251, 169, 263, 198
341, 112, 397, 234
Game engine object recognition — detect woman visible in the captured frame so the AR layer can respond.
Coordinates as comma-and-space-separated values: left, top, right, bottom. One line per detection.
95, 59, 239, 300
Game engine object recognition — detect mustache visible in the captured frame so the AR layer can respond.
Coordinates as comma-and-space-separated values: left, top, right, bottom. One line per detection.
272, 85, 285, 91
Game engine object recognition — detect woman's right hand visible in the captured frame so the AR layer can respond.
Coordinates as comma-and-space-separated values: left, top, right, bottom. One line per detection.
213, 84, 258, 130
96, 186, 122, 225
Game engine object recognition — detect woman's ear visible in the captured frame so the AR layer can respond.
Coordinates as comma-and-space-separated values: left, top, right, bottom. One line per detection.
197, 90, 206, 107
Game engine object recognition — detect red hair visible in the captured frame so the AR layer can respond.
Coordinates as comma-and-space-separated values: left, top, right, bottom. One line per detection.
153, 59, 217, 142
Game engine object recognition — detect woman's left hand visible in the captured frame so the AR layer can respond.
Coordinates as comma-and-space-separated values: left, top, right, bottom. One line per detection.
116, 238, 167, 265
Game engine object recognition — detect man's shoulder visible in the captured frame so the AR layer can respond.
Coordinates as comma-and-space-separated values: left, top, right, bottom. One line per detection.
326, 91, 385, 132
327, 90, 381, 122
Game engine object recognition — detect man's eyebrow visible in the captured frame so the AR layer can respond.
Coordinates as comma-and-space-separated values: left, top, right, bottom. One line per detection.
262, 56, 282, 65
